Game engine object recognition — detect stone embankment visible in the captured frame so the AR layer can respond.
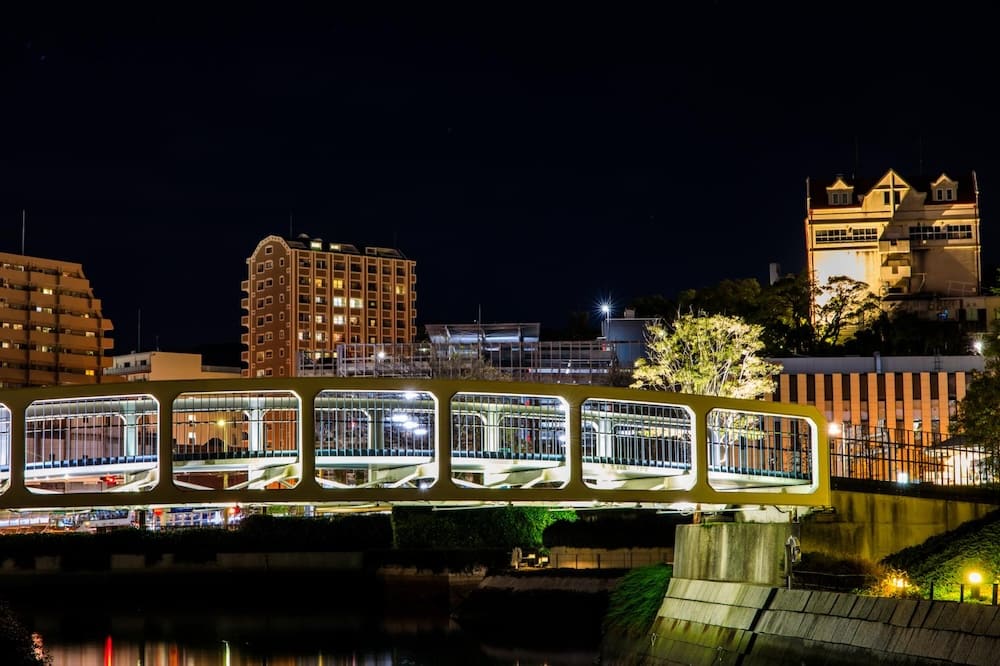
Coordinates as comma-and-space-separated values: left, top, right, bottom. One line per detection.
624, 577, 1000, 665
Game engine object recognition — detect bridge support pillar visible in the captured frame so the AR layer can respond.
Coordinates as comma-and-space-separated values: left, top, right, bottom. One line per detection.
673, 521, 792, 587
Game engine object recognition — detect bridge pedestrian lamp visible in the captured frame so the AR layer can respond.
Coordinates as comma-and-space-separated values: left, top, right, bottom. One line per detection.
969, 571, 983, 600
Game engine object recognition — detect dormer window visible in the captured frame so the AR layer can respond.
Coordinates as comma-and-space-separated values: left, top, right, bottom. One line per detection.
828, 192, 851, 205
934, 187, 955, 201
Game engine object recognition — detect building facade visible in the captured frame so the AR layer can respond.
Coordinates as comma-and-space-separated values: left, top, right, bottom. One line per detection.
241, 233, 417, 378
770, 355, 982, 439
105, 351, 241, 382
806, 169, 982, 323
769, 355, 987, 484
0, 251, 114, 388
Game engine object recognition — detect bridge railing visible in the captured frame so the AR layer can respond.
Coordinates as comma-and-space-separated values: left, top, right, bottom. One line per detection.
0, 377, 829, 511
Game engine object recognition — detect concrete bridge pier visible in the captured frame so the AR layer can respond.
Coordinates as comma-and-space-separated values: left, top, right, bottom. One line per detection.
673, 521, 794, 587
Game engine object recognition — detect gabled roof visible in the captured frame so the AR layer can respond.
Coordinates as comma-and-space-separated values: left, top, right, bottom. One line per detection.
808, 169, 978, 209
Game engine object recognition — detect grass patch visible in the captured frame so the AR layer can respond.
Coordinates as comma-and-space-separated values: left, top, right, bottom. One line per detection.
602, 563, 672, 637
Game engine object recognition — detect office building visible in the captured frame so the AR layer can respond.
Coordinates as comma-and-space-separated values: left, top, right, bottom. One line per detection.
806, 169, 982, 324
241, 233, 417, 378
0, 251, 114, 388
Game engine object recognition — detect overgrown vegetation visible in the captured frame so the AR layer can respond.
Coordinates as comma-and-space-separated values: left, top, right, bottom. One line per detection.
881, 508, 1000, 597
602, 564, 672, 636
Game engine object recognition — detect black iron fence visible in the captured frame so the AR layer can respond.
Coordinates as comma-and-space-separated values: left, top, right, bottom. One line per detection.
830, 423, 995, 489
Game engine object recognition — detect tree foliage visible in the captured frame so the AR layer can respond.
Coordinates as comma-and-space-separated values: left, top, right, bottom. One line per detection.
952, 360, 1000, 483
630, 311, 779, 398
812, 275, 882, 348
627, 270, 970, 357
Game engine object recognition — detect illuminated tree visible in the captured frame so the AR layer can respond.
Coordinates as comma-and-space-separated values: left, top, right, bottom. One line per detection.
630, 312, 779, 398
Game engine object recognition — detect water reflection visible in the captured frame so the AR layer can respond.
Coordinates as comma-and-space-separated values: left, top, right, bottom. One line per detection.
25, 609, 600, 665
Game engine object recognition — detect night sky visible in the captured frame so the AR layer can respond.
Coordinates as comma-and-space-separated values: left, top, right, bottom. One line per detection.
2, 4, 997, 361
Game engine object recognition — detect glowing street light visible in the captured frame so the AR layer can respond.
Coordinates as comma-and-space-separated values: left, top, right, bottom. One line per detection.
600, 303, 611, 338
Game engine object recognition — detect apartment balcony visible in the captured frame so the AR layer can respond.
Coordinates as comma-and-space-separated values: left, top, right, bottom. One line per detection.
240, 280, 249, 293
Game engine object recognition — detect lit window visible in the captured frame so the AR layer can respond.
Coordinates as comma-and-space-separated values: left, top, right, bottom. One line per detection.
315, 278, 325, 288
333, 297, 344, 307
333, 315, 345, 325
332, 279, 344, 289
315, 315, 326, 324
349, 298, 362, 309
41, 288, 53, 295
316, 332, 325, 342
395, 285, 405, 295
310, 241, 322, 250
85, 369, 95, 376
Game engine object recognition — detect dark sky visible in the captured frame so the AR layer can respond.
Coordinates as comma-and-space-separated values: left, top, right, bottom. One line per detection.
2, 3, 997, 356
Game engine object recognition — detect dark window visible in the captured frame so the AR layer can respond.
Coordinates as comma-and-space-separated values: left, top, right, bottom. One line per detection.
930, 375, 940, 399
823, 375, 834, 397
912, 374, 922, 400
841, 374, 851, 399
806, 375, 816, 402
788, 376, 798, 402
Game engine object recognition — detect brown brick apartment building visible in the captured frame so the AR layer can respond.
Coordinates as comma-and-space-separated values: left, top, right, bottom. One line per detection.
241, 234, 417, 378
0, 251, 114, 388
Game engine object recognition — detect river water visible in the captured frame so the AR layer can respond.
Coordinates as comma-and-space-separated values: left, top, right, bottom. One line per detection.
3, 571, 605, 665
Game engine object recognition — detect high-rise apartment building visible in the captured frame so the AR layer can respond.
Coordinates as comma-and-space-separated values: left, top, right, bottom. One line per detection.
241, 233, 417, 378
0, 251, 114, 388
806, 169, 982, 321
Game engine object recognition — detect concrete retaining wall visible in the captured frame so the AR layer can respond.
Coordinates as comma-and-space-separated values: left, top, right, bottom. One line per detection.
640, 577, 1000, 665
803, 490, 999, 562
546, 546, 672, 570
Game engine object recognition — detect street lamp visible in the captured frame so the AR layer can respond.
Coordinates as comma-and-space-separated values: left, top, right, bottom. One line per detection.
600, 303, 611, 338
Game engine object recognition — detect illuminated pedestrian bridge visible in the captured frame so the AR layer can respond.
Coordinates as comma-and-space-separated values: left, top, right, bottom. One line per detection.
0, 378, 829, 513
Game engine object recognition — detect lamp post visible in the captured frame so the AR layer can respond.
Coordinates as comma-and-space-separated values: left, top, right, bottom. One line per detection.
600, 303, 611, 338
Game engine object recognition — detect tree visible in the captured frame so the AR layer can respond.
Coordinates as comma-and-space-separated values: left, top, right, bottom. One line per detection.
756, 270, 815, 355
952, 360, 1000, 485
813, 275, 882, 348
630, 311, 779, 399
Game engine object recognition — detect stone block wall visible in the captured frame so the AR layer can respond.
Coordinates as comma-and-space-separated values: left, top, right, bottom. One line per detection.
639, 577, 1000, 665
